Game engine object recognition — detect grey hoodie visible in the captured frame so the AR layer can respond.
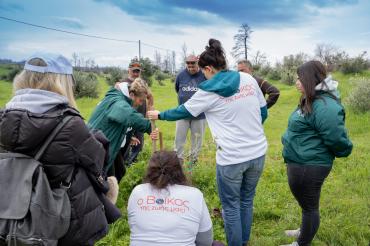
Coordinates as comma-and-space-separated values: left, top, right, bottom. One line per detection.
6, 89, 69, 114
315, 75, 340, 98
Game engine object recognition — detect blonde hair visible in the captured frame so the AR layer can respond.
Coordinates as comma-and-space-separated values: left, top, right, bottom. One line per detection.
13, 58, 77, 109
129, 78, 148, 98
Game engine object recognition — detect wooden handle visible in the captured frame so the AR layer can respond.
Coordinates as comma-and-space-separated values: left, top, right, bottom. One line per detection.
151, 120, 157, 152
159, 132, 163, 151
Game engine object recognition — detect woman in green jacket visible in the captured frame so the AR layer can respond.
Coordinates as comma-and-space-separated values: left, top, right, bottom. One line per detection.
88, 80, 158, 182
281, 61, 352, 246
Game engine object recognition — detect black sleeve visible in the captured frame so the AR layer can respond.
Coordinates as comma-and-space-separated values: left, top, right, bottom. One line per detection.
260, 80, 280, 108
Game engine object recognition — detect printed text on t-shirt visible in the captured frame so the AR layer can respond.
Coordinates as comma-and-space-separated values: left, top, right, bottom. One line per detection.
136, 195, 190, 214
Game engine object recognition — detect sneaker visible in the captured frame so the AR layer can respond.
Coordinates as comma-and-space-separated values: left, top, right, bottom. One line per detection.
284, 228, 301, 238
280, 242, 299, 246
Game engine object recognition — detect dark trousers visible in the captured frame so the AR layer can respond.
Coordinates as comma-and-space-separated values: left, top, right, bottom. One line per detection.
287, 164, 332, 246
107, 142, 130, 183
127, 132, 144, 165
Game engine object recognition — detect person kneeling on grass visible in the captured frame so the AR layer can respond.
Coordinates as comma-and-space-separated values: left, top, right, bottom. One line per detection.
127, 151, 224, 246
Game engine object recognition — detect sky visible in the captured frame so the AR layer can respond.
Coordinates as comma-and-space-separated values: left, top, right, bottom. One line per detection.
0, 0, 369, 68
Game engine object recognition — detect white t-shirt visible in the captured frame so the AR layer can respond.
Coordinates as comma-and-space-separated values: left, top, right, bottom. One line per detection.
184, 72, 267, 165
128, 183, 212, 246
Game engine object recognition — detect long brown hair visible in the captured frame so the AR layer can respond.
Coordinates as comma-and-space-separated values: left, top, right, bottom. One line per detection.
297, 60, 327, 114
144, 151, 188, 189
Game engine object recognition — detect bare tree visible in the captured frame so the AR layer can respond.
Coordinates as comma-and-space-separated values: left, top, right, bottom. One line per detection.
163, 52, 171, 73
314, 43, 338, 70
181, 43, 188, 69
171, 51, 176, 74
72, 52, 78, 67
251, 50, 267, 68
90, 59, 95, 70
232, 23, 253, 60
154, 51, 162, 69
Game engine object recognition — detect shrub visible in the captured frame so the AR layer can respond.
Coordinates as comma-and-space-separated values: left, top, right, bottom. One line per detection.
154, 72, 167, 86
346, 78, 370, 112
280, 68, 296, 85
280, 53, 308, 85
7, 67, 22, 81
106, 67, 125, 86
267, 68, 282, 81
258, 65, 272, 77
74, 71, 99, 98
340, 53, 369, 74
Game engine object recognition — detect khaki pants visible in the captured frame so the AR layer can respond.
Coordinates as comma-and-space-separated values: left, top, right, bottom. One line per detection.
174, 119, 206, 162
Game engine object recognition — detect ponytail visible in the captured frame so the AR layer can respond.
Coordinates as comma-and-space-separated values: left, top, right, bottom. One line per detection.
198, 38, 227, 70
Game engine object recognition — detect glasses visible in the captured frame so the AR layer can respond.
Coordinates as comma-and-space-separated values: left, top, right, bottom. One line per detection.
132, 69, 141, 73
186, 62, 196, 65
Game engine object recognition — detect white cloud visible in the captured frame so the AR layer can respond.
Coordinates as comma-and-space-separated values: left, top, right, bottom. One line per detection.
0, 0, 369, 67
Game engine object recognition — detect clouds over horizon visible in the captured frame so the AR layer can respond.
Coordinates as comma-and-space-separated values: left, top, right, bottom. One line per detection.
0, 0, 369, 66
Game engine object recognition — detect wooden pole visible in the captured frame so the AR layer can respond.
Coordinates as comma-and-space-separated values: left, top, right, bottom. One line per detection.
151, 120, 157, 152
159, 132, 163, 151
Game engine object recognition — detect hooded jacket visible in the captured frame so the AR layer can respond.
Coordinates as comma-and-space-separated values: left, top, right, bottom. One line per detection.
282, 83, 353, 166
0, 89, 109, 245
88, 86, 151, 170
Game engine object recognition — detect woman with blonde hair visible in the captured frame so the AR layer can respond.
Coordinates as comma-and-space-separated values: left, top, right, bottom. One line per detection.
0, 53, 115, 245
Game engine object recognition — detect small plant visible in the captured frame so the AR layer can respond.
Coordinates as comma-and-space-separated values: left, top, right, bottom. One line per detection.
346, 77, 370, 112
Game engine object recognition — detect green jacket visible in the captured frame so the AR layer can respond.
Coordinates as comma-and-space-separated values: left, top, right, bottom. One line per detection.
88, 87, 151, 170
282, 92, 353, 166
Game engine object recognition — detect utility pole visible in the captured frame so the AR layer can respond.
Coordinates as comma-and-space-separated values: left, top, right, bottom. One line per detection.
138, 40, 141, 60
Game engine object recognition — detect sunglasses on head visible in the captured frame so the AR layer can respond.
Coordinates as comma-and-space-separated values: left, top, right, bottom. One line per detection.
186, 61, 196, 65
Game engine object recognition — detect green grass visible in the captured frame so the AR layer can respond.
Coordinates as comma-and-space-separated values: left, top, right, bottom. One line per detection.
0, 67, 369, 246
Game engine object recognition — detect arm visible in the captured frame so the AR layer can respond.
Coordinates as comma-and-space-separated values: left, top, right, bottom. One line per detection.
256, 81, 268, 123
195, 193, 213, 246
71, 117, 109, 192
313, 102, 353, 157
159, 105, 193, 121
260, 80, 280, 108
175, 74, 180, 93
195, 229, 213, 246
128, 109, 152, 134
150, 89, 216, 121
260, 105, 268, 124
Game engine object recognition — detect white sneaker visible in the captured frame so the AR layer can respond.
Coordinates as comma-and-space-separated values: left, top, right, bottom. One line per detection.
280, 242, 299, 246
284, 228, 301, 238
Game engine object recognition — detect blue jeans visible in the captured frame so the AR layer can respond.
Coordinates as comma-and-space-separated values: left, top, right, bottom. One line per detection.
216, 155, 265, 246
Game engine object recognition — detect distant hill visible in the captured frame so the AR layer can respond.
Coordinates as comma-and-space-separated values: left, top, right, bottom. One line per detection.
0, 59, 25, 65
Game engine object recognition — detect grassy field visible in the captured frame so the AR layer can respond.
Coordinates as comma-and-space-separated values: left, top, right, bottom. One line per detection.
0, 66, 369, 246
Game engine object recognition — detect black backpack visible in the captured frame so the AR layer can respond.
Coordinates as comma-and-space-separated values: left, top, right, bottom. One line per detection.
0, 116, 73, 246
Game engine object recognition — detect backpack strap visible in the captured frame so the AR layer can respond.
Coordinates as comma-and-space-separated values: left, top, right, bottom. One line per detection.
34, 115, 74, 161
